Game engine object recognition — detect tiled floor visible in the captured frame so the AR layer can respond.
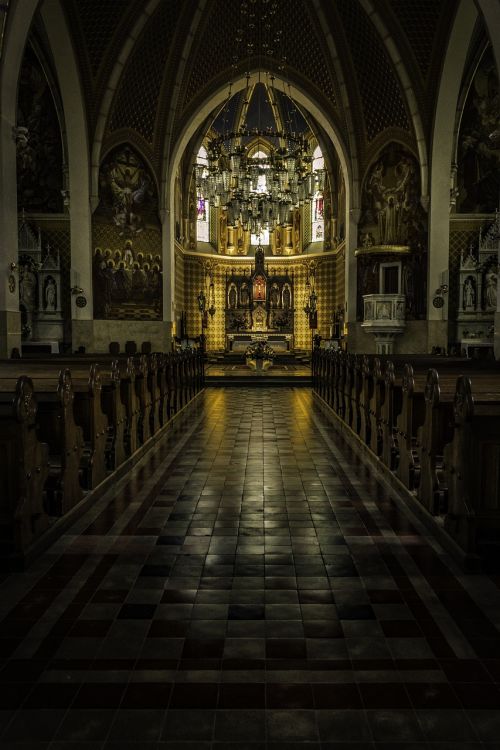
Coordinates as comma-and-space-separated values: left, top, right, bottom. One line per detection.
1, 387, 500, 749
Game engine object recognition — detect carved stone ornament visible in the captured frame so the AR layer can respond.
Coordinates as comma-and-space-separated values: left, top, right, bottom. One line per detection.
8, 274, 16, 294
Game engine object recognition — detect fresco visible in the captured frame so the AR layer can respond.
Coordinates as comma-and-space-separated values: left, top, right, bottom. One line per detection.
16, 47, 63, 213
93, 145, 162, 320
458, 48, 500, 213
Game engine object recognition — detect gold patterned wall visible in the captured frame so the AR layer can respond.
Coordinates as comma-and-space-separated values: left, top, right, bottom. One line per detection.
183, 253, 337, 351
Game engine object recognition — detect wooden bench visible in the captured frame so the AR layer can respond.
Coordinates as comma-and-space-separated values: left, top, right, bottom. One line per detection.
0, 370, 85, 516
443, 375, 500, 560
0, 377, 50, 554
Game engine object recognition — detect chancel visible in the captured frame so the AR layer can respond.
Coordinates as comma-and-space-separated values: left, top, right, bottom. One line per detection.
1, 1, 500, 747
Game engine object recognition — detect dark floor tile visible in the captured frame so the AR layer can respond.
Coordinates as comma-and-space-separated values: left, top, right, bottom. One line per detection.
228, 605, 264, 620
218, 683, 265, 708
161, 708, 215, 740
367, 709, 425, 742
266, 683, 314, 708
117, 604, 157, 619
72, 684, 125, 709
181, 638, 224, 659
266, 638, 307, 659
214, 709, 265, 741
313, 684, 362, 709
416, 708, 478, 741
317, 708, 372, 742
406, 682, 461, 709
360, 682, 411, 709
107, 708, 165, 741
3, 709, 67, 742
266, 709, 318, 741
169, 683, 218, 709
121, 683, 171, 708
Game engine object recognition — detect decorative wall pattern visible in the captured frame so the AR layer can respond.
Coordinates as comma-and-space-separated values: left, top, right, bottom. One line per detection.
335, 0, 410, 141
183, 254, 336, 350
388, 0, 445, 79
72, 0, 132, 78
457, 48, 500, 214
108, 2, 181, 144
183, 0, 337, 112
16, 46, 63, 213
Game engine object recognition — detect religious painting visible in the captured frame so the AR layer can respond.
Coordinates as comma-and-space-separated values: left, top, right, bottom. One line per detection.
360, 144, 424, 249
253, 274, 266, 301
92, 239, 162, 320
457, 48, 500, 213
97, 145, 158, 236
16, 46, 63, 213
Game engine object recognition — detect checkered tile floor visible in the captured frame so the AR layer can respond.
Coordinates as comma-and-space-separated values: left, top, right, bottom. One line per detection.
1, 388, 500, 748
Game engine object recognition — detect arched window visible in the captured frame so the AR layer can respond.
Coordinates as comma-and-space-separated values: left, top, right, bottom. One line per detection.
196, 146, 209, 242
311, 145, 324, 242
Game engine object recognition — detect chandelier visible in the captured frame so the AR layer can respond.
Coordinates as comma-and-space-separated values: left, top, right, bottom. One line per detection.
194, 0, 326, 239
195, 120, 325, 236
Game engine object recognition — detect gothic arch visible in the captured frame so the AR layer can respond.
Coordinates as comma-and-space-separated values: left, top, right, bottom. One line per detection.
39, 0, 93, 321
90, 0, 162, 206
428, 0, 479, 341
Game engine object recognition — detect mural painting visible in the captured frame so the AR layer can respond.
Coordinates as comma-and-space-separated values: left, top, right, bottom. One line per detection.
16, 46, 63, 213
93, 145, 162, 320
357, 143, 427, 321
458, 48, 500, 213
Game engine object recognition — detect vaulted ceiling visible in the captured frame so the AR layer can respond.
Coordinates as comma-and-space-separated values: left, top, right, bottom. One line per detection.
59, 0, 461, 180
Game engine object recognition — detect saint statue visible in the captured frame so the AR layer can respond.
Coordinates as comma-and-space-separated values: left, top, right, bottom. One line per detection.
45, 277, 56, 311
240, 284, 249, 306
485, 268, 498, 309
463, 278, 475, 309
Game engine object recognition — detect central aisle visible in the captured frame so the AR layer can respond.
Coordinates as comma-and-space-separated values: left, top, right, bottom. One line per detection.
1, 388, 500, 748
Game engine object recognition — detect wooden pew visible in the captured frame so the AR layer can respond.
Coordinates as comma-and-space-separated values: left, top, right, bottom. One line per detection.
381, 361, 401, 470
0, 377, 50, 554
0, 362, 109, 491
414, 369, 456, 514
359, 355, 373, 447
9, 370, 84, 516
444, 375, 500, 559
368, 358, 385, 456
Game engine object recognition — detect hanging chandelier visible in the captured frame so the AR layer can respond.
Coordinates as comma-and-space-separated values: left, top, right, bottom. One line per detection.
194, 0, 326, 239
195, 120, 325, 236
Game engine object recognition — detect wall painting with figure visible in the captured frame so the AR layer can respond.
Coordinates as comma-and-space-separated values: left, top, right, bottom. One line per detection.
93, 144, 162, 320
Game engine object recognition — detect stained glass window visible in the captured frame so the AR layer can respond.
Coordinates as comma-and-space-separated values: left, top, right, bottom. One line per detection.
311, 145, 325, 242
196, 146, 209, 242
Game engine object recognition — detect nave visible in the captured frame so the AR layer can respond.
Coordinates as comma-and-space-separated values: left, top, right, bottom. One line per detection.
1, 387, 500, 749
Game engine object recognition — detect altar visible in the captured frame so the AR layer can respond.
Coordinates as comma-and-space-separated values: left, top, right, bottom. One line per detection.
225, 248, 295, 351
227, 332, 293, 352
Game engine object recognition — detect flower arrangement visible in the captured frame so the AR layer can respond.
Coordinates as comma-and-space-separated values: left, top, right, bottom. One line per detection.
245, 341, 274, 360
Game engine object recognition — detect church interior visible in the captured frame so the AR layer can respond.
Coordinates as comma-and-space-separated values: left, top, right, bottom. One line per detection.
1, 0, 500, 747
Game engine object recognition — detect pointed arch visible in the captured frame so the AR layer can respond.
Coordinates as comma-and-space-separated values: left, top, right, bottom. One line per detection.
428, 0, 479, 339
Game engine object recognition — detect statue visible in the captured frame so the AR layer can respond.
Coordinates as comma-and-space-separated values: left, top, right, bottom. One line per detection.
240, 284, 249, 306
270, 285, 279, 308
485, 268, 498, 308
45, 277, 56, 311
282, 284, 291, 309
464, 277, 475, 309
19, 265, 37, 310
228, 284, 237, 309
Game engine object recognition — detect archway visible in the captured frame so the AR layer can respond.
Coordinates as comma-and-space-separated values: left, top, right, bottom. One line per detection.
162, 71, 358, 347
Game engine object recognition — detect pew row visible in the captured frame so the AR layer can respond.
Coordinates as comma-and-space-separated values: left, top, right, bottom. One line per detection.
312, 349, 500, 569
0, 349, 205, 563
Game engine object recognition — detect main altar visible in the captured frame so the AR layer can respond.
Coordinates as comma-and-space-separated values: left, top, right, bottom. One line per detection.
225, 248, 294, 352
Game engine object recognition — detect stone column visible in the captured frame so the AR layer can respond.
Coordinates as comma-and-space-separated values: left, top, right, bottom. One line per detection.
162, 207, 174, 352
0, 0, 39, 356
